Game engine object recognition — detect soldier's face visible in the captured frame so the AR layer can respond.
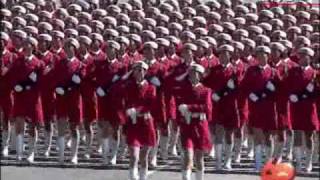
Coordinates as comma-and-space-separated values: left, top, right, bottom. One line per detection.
298, 54, 310, 66
256, 52, 269, 65
38, 40, 47, 52
143, 47, 155, 59
271, 49, 281, 60
219, 51, 231, 65
188, 70, 200, 85
133, 67, 146, 82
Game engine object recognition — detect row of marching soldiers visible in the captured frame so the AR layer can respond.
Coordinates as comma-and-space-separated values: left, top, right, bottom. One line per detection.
1, 30, 320, 180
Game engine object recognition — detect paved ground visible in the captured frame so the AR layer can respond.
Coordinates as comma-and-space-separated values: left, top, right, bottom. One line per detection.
1, 166, 318, 180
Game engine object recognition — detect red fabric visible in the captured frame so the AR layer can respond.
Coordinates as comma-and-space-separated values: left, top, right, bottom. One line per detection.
173, 80, 212, 151
94, 59, 126, 126
283, 66, 319, 131
240, 65, 279, 130
79, 53, 97, 123
0, 50, 15, 122
274, 58, 298, 130
146, 60, 168, 129
51, 58, 83, 125
203, 63, 242, 128
11, 56, 44, 124
123, 80, 157, 147
38, 51, 57, 120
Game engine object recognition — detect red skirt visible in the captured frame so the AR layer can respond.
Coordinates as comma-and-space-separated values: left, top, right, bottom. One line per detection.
41, 91, 56, 120
56, 91, 82, 125
0, 93, 13, 122
179, 119, 211, 151
13, 91, 43, 125
82, 92, 97, 123
125, 117, 157, 147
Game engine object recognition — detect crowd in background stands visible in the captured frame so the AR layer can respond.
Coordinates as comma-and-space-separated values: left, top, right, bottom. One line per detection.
0, 0, 320, 180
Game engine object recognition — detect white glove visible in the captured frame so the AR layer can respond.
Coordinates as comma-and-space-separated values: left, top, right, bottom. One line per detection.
72, 74, 81, 84
249, 93, 259, 102
1, 67, 8, 76
289, 94, 298, 103
199, 113, 206, 121
178, 104, 188, 116
14, 85, 23, 92
227, 79, 235, 89
150, 76, 161, 87
96, 87, 106, 97
112, 74, 120, 82
266, 81, 275, 92
55, 87, 65, 95
28, 71, 37, 82
306, 83, 314, 92
212, 93, 221, 102
143, 113, 152, 120
126, 108, 137, 124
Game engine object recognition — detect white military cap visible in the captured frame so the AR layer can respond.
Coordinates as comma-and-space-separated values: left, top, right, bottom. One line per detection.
65, 38, 80, 49
270, 42, 286, 52
116, 36, 130, 46
12, 30, 27, 39
298, 47, 314, 56
78, 35, 92, 45
90, 33, 103, 42
133, 60, 149, 70
218, 44, 234, 52
143, 41, 158, 49
25, 36, 38, 47
128, 34, 142, 43
38, 33, 52, 41
107, 40, 121, 50
190, 64, 205, 74
1, 32, 9, 41
255, 45, 271, 54
52, 30, 65, 39
183, 43, 197, 51
195, 39, 209, 49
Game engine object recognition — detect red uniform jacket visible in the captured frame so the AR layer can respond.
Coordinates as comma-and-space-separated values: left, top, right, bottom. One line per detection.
240, 64, 279, 130
0, 49, 15, 122
79, 53, 97, 122
146, 59, 168, 129
203, 63, 242, 128
274, 58, 298, 129
283, 66, 319, 131
123, 80, 157, 147
37, 51, 57, 120
10, 55, 44, 124
94, 59, 126, 125
51, 57, 84, 124
174, 80, 212, 151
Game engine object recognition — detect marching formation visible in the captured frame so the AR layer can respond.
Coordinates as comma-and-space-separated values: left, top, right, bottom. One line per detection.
0, 0, 320, 180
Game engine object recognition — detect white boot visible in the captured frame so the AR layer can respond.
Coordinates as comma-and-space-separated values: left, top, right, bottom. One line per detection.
224, 144, 233, 170
293, 147, 302, 172
234, 138, 242, 164
150, 147, 158, 167
26, 137, 36, 163
195, 170, 204, 180
102, 138, 110, 164
2, 131, 9, 157
247, 136, 254, 159
208, 146, 215, 159
16, 134, 23, 161
215, 144, 223, 170
274, 142, 285, 163
57, 136, 65, 164
84, 133, 92, 159
109, 138, 119, 165
305, 148, 313, 173
139, 168, 148, 180
160, 136, 169, 160
254, 145, 263, 171
129, 167, 139, 180
71, 137, 79, 165
10, 128, 16, 151
182, 169, 192, 180
286, 133, 294, 161
44, 130, 52, 158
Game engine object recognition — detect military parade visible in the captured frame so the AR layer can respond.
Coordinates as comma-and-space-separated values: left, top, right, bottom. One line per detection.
0, 0, 319, 180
